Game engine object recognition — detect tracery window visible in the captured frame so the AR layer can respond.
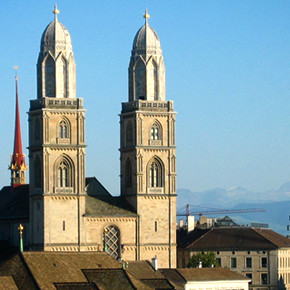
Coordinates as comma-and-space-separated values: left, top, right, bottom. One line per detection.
150, 123, 160, 140
135, 60, 146, 100
148, 158, 163, 188
58, 161, 69, 187
59, 120, 68, 138
45, 56, 55, 98
103, 226, 120, 259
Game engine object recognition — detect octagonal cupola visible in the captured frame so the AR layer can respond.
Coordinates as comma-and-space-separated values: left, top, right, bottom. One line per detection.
37, 5, 76, 98
129, 10, 165, 102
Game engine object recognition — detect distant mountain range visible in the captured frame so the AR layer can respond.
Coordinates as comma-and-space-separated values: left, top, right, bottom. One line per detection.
177, 182, 290, 236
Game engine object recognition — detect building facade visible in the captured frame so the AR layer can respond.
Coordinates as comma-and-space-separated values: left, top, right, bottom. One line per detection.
120, 10, 177, 267
178, 227, 290, 289
0, 8, 176, 269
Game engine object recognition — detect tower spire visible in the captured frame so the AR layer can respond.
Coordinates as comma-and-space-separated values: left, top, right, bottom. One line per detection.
9, 67, 27, 188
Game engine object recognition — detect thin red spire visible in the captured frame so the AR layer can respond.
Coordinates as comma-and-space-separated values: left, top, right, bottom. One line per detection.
9, 71, 27, 187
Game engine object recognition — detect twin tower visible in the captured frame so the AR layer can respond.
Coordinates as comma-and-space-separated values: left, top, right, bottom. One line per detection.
28, 8, 176, 268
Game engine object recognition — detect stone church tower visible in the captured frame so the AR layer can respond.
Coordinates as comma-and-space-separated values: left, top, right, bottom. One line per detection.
28, 6, 86, 250
120, 11, 177, 268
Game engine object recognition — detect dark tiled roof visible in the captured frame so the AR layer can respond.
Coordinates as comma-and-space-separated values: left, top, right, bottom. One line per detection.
0, 254, 38, 289
83, 268, 152, 290
126, 261, 175, 289
177, 228, 210, 248
177, 267, 250, 281
54, 282, 100, 290
22, 251, 122, 289
178, 227, 289, 251
0, 276, 18, 289
140, 278, 175, 289
0, 185, 29, 219
86, 177, 111, 197
85, 195, 137, 217
159, 269, 186, 290
127, 260, 164, 279
253, 228, 290, 247
125, 270, 154, 290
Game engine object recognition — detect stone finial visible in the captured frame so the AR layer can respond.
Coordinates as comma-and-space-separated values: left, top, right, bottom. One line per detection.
144, 9, 150, 24
53, 4, 59, 18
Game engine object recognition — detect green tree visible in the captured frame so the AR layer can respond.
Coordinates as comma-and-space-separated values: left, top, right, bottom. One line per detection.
187, 252, 219, 268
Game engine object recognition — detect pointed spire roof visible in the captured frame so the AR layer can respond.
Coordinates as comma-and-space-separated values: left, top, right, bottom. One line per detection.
9, 69, 27, 187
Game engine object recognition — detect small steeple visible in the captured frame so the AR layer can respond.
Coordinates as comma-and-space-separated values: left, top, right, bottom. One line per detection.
9, 67, 28, 188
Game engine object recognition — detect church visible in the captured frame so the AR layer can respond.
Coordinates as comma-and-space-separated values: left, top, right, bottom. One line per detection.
0, 7, 177, 268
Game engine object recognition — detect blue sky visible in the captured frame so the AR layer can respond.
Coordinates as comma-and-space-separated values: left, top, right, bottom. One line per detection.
0, 1, 289, 195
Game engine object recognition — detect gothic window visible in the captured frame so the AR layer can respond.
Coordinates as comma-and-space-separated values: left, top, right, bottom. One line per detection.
135, 60, 146, 100
58, 161, 69, 187
125, 159, 132, 188
34, 156, 41, 188
150, 123, 161, 140
59, 120, 69, 138
103, 226, 120, 259
147, 60, 157, 101
57, 57, 67, 98
126, 122, 133, 146
55, 156, 74, 189
148, 158, 163, 188
45, 55, 55, 97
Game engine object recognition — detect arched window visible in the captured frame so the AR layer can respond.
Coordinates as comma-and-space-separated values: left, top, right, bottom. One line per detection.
58, 161, 69, 187
57, 57, 67, 98
135, 60, 146, 100
59, 120, 68, 138
45, 55, 55, 97
148, 158, 163, 188
34, 156, 41, 188
147, 60, 157, 101
125, 159, 132, 188
126, 122, 133, 147
150, 123, 160, 140
54, 155, 74, 190
103, 226, 120, 259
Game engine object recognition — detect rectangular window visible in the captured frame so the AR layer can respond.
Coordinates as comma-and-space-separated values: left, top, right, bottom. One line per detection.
246, 273, 252, 285
216, 258, 221, 267
246, 257, 252, 268
261, 257, 267, 268
63, 221, 65, 231
261, 273, 268, 285
231, 257, 237, 268
155, 221, 158, 232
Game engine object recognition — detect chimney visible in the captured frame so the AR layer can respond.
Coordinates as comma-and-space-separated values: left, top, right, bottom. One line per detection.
187, 216, 195, 232
179, 219, 184, 228
152, 256, 158, 271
